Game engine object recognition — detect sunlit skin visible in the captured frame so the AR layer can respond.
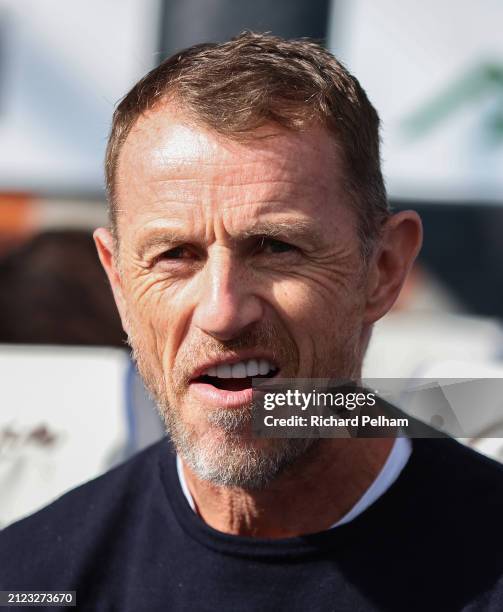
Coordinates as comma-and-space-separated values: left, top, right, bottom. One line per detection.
95, 106, 422, 538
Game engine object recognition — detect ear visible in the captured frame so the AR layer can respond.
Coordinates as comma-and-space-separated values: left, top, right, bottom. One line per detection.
364, 210, 423, 324
93, 227, 130, 335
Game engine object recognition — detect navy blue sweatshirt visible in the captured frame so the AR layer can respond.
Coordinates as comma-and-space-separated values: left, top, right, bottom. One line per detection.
1, 437, 502, 611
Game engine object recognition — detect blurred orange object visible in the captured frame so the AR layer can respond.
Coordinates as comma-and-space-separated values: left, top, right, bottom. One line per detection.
0, 193, 37, 256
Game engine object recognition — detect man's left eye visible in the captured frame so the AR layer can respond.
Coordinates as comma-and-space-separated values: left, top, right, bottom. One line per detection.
260, 238, 297, 254
162, 246, 189, 259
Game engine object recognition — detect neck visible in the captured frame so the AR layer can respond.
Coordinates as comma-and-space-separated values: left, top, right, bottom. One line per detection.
180, 437, 394, 538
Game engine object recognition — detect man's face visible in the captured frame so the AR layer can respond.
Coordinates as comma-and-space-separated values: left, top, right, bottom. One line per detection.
111, 108, 371, 488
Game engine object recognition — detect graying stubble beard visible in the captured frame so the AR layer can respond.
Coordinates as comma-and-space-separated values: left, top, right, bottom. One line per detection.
166, 398, 318, 490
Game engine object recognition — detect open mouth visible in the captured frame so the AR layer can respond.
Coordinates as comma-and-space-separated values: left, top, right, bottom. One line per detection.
194, 358, 278, 392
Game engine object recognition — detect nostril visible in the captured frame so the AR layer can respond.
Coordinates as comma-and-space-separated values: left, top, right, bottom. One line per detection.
193, 288, 264, 341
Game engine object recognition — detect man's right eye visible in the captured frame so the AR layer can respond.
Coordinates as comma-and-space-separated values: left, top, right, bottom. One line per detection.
150, 246, 201, 270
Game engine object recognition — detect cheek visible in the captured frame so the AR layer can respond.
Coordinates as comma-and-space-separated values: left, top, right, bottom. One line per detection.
125, 274, 199, 377
267, 276, 365, 360
268, 273, 363, 325
124, 282, 174, 372
269, 280, 318, 323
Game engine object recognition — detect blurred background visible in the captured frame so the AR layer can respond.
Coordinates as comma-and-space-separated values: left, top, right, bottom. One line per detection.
1, 0, 502, 527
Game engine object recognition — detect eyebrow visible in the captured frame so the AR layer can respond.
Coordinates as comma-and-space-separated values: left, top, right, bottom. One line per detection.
240, 220, 323, 245
136, 219, 323, 259
136, 231, 186, 259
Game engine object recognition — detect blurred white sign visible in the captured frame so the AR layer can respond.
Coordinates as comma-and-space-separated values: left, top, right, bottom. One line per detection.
0, 0, 159, 194
0, 345, 129, 527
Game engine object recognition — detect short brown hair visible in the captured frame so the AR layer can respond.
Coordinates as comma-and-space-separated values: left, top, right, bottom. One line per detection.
106, 31, 389, 255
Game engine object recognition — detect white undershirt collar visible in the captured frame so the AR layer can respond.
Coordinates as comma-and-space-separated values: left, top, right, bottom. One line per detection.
176, 436, 412, 529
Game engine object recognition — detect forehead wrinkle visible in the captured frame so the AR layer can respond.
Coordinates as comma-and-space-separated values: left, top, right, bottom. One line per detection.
147, 176, 308, 187
144, 177, 328, 211
133, 146, 322, 215
144, 149, 318, 186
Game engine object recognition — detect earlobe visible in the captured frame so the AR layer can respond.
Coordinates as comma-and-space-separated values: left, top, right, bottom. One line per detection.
93, 227, 130, 335
364, 211, 423, 324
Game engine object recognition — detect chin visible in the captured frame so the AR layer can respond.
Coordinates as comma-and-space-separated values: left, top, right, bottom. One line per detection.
175, 425, 317, 490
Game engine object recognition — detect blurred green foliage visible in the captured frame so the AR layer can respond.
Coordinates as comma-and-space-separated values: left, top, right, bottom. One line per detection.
402, 62, 503, 147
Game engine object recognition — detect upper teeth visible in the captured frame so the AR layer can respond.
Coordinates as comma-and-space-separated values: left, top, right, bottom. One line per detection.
203, 359, 276, 378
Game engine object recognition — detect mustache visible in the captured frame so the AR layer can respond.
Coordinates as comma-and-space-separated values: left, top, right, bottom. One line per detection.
171, 321, 298, 390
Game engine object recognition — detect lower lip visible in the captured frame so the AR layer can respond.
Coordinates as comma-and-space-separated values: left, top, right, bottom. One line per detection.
188, 381, 255, 409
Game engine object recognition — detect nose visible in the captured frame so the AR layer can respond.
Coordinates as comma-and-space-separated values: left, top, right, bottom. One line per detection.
192, 248, 263, 341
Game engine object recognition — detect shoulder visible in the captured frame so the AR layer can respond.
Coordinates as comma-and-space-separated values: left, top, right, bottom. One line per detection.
413, 436, 503, 492
406, 437, 503, 521
396, 437, 503, 563
348, 438, 503, 610
0, 438, 172, 589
